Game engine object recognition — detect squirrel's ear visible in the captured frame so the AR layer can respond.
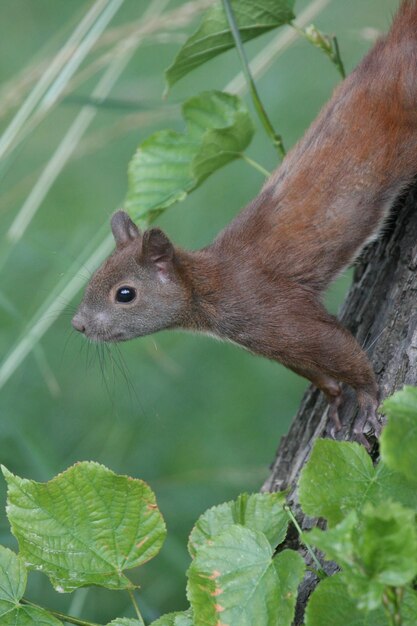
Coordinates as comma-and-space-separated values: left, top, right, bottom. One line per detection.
141, 228, 174, 273
111, 210, 141, 246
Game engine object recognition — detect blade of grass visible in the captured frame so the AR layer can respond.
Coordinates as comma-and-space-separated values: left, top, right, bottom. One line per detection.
59, 0, 214, 106
0, 0, 126, 177
0, 1, 210, 126
0, 0, 109, 162
0, 229, 114, 390
39, 0, 126, 113
3, 0, 171, 257
0, 0, 331, 390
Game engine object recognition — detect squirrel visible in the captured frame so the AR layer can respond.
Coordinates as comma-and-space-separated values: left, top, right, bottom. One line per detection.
72, 1, 417, 447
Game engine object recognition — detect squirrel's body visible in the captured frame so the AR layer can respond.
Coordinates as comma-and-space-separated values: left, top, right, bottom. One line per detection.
73, 1, 417, 446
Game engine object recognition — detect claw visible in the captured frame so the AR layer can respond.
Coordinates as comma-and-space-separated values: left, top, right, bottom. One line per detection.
354, 394, 381, 450
328, 395, 342, 432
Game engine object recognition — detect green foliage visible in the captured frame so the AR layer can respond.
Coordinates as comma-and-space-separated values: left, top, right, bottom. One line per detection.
305, 573, 389, 626
308, 502, 417, 610
165, 0, 295, 90
188, 492, 287, 557
305, 574, 417, 626
380, 385, 417, 483
125, 90, 254, 223
150, 609, 193, 626
3, 462, 166, 592
300, 387, 417, 624
187, 526, 304, 626
0, 387, 416, 625
298, 439, 417, 525
0, 546, 62, 625
298, 440, 375, 525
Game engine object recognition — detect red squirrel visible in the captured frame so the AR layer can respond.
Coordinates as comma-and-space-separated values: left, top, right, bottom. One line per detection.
72, 1, 417, 447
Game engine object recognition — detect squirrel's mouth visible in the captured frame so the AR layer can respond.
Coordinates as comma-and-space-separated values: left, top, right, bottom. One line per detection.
84, 329, 130, 343
72, 313, 130, 343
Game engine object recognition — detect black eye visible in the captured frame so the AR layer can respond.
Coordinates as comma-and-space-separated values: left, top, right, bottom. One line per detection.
115, 286, 136, 303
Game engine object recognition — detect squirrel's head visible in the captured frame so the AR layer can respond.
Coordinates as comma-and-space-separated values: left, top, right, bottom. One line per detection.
72, 211, 188, 342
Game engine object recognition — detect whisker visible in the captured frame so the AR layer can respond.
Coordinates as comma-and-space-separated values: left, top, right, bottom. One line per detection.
363, 326, 386, 353
113, 343, 151, 420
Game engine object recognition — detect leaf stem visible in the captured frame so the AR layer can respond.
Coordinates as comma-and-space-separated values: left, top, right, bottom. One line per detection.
21, 598, 102, 626
240, 153, 271, 178
221, 0, 286, 159
128, 588, 145, 626
283, 505, 327, 579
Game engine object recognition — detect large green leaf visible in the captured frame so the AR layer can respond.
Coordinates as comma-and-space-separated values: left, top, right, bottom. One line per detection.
298, 439, 417, 525
380, 386, 417, 484
165, 0, 295, 89
299, 440, 374, 525
307, 502, 417, 611
150, 609, 193, 626
187, 525, 304, 626
188, 492, 287, 557
305, 573, 388, 626
125, 90, 254, 223
0, 545, 62, 625
306, 574, 417, 626
3, 462, 166, 592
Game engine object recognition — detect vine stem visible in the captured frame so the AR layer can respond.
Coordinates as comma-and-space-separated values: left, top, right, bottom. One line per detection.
221, 0, 286, 159
283, 505, 327, 579
382, 587, 403, 626
128, 588, 145, 626
240, 153, 271, 177
21, 598, 102, 626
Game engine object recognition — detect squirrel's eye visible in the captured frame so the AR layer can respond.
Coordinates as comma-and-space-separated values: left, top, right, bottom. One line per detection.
115, 286, 136, 303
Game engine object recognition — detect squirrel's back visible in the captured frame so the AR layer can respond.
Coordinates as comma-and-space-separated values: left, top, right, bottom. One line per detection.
215, 0, 417, 291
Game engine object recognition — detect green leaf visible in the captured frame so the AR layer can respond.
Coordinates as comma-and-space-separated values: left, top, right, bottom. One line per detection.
308, 502, 417, 611
376, 461, 417, 511
150, 609, 193, 626
306, 574, 417, 626
0, 545, 26, 606
298, 440, 375, 525
0, 545, 62, 625
305, 573, 388, 626
165, 0, 295, 89
380, 386, 417, 483
3, 462, 166, 592
298, 439, 417, 525
125, 90, 254, 223
402, 590, 417, 626
0, 605, 63, 626
187, 525, 304, 626
188, 492, 287, 557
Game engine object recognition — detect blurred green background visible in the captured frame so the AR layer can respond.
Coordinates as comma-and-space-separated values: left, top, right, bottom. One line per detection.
0, 0, 397, 622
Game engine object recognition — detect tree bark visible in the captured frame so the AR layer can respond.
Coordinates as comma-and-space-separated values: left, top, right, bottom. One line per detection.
262, 187, 417, 623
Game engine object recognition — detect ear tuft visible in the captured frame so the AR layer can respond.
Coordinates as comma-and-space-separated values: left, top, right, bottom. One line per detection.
111, 211, 141, 246
142, 228, 174, 271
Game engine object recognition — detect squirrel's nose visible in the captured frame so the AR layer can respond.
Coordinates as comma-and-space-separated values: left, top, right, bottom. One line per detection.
72, 314, 86, 333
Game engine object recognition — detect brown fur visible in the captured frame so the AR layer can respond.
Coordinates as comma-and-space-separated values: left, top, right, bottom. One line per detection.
73, 2, 417, 443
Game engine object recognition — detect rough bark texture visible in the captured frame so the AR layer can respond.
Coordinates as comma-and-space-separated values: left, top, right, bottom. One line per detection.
262, 187, 417, 623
